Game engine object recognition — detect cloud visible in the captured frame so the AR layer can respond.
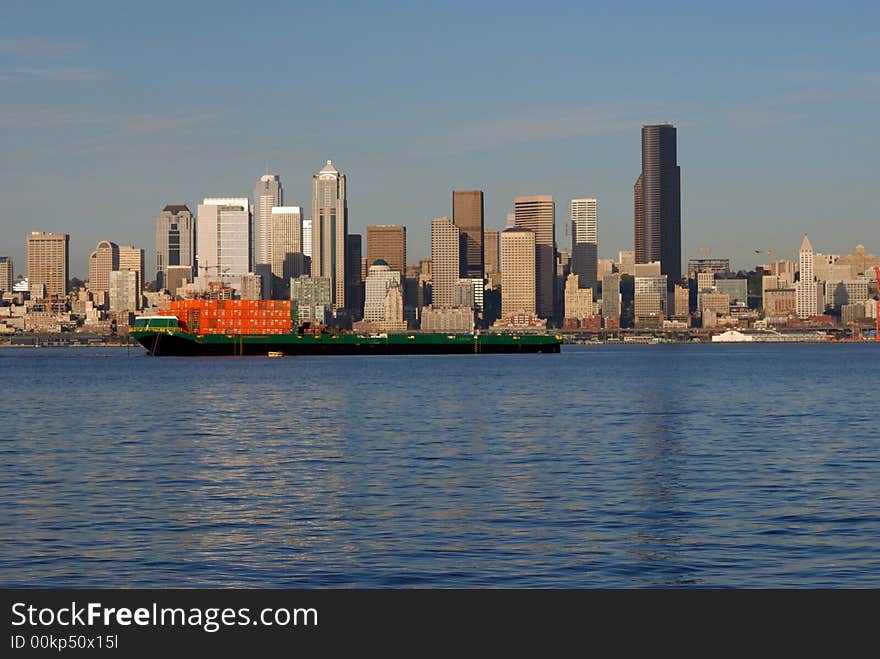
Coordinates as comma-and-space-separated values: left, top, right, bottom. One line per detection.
0, 110, 214, 132
0, 37, 85, 58
0, 66, 103, 81
416, 107, 643, 156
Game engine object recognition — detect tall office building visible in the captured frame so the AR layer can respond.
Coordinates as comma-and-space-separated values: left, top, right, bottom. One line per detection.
453, 190, 484, 279
431, 217, 460, 308
796, 233, 818, 319
0, 256, 13, 293
118, 245, 145, 299
367, 225, 406, 276
27, 232, 69, 298
270, 206, 304, 298
602, 272, 621, 321
514, 195, 555, 318
302, 219, 312, 262
500, 227, 536, 318
155, 205, 195, 290
109, 269, 140, 312
635, 124, 681, 288
346, 234, 364, 318
363, 260, 402, 322
484, 228, 500, 276
253, 174, 283, 268
88, 241, 119, 295
311, 160, 347, 310
634, 274, 668, 326
570, 198, 598, 293
197, 198, 251, 284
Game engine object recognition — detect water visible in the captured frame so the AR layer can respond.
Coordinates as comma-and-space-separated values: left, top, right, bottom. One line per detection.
1, 344, 878, 587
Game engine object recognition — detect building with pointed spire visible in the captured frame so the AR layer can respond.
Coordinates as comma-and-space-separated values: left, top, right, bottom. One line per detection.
311, 160, 347, 311
796, 233, 818, 319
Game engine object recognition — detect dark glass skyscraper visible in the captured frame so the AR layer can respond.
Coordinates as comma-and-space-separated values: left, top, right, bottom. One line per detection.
452, 190, 484, 280
635, 124, 681, 286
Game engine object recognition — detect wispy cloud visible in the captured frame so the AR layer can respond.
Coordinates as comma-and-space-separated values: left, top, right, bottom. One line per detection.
0, 37, 85, 58
0, 66, 103, 81
0, 110, 214, 133
416, 107, 644, 156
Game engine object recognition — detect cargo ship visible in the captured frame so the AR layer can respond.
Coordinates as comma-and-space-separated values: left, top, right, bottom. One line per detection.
130, 300, 561, 356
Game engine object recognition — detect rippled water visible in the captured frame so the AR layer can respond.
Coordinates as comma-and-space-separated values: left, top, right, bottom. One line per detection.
1, 344, 878, 587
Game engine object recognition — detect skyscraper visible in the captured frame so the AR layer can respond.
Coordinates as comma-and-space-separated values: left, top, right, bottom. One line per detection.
500, 227, 536, 318
109, 269, 140, 312
0, 257, 13, 293
155, 205, 195, 291
635, 124, 681, 288
602, 272, 621, 321
484, 228, 500, 276
514, 195, 555, 318
430, 217, 460, 308
88, 241, 119, 295
270, 206, 304, 298
570, 198, 598, 293
27, 232, 69, 298
453, 190, 484, 279
311, 160, 347, 310
118, 245, 145, 299
197, 198, 251, 284
346, 234, 364, 318
796, 233, 817, 319
367, 225, 406, 276
253, 174, 283, 268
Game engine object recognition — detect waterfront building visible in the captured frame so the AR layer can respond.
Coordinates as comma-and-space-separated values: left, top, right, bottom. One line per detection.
431, 217, 460, 308
500, 227, 536, 318
514, 195, 555, 318
796, 234, 818, 319
290, 276, 332, 324
700, 291, 731, 316
420, 305, 474, 333
311, 160, 347, 311
367, 225, 406, 275
602, 272, 621, 321
673, 284, 690, 319
453, 190, 484, 279
570, 198, 598, 294
564, 274, 595, 322
253, 174, 283, 268
635, 124, 681, 288
364, 260, 401, 322
0, 256, 13, 293
270, 206, 305, 299
88, 241, 119, 296
197, 198, 251, 284
118, 245, 145, 300
109, 269, 140, 312
155, 205, 195, 290
634, 274, 668, 326
763, 287, 797, 317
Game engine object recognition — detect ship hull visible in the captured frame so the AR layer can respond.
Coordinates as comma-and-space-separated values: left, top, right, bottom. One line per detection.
131, 330, 561, 356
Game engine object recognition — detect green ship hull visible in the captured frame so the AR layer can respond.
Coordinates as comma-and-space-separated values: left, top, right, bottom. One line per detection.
130, 328, 562, 356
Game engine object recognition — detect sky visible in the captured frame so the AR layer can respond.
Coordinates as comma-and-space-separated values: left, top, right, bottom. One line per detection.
1, 0, 879, 279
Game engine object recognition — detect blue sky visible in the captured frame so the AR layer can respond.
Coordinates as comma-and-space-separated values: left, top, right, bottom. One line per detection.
1, 0, 878, 278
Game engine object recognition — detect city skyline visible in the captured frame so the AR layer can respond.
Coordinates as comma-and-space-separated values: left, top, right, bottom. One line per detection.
2, 2, 878, 277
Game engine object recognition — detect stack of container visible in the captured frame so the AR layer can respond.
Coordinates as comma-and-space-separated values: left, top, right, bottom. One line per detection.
158, 299, 293, 335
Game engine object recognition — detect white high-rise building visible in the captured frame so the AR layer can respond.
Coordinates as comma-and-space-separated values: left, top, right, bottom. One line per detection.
302, 219, 312, 262
253, 175, 282, 268
197, 198, 251, 285
430, 217, 460, 308
570, 198, 598, 293
363, 260, 401, 322
796, 233, 817, 319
